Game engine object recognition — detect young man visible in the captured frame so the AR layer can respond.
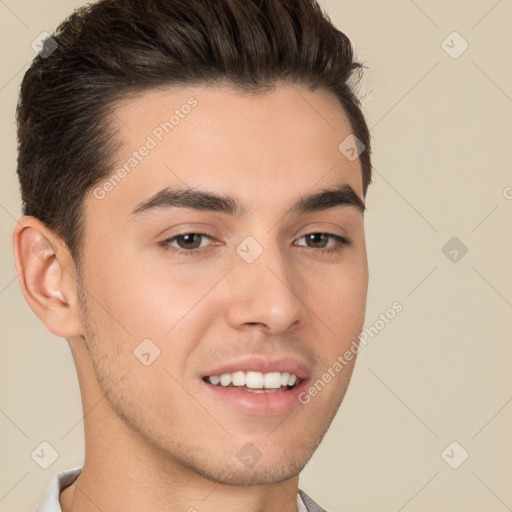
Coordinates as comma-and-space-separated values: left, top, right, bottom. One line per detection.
13, 0, 372, 510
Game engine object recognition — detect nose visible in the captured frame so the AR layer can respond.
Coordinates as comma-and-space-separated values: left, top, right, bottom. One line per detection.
224, 244, 306, 334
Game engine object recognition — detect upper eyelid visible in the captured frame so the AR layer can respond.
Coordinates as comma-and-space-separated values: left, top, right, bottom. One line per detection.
160, 218, 350, 240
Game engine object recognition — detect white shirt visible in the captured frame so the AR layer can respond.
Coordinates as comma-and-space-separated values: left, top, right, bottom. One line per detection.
36, 467, 320, 512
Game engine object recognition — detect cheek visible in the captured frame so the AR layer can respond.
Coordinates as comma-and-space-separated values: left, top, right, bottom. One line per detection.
308, 258, 368, 325
83, 250, 220, 343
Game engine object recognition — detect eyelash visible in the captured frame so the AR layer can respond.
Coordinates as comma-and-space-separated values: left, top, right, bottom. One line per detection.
160, 232, 351, 257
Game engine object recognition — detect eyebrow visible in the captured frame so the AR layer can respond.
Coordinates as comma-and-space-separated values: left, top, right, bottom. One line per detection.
129, 183, 365, 219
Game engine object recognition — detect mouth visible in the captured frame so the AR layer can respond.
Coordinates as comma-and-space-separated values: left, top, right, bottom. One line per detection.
200, 359, 311, 416
202, 370, 302, 393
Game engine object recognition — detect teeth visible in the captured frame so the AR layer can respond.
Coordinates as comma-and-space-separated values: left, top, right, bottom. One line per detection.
220, 374, 232, 386
206, 371, 300, 389
232, 371, 245, 386
246, 371, 263, 388
264, 372, 282, 389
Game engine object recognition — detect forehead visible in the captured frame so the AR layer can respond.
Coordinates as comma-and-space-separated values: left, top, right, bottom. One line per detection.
87, 83, 363, 223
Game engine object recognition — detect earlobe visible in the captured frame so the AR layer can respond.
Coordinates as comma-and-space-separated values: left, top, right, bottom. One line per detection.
12, 216, 83, 339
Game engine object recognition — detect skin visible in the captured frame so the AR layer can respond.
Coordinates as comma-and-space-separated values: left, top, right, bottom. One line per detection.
13, 83, 369, 512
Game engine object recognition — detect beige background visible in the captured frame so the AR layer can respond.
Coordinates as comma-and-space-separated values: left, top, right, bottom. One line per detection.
1, 1, 511, 511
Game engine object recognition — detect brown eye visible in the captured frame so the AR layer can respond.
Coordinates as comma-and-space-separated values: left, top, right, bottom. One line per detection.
295, 233, 351, 252
161, 233, 214, 255
173, 234, 205, 250
303, 233, 330, 249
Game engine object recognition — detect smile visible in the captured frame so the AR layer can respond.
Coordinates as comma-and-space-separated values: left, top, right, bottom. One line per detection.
200, 357, 311, 415
204, 370, 300, 392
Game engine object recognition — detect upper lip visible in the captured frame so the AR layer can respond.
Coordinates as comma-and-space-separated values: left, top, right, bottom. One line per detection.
201, 356, 311, 381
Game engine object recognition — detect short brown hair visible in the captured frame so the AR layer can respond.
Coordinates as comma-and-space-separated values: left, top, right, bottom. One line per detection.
16, 0, 372, 265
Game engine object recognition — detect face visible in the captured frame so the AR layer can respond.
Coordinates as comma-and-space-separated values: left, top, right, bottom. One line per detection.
76, 83, 368, 484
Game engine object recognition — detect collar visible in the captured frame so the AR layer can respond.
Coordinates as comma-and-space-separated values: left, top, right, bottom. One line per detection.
36, 467, 326, 511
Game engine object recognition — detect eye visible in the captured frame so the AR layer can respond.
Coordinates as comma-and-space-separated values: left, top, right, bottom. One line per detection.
160, 232, 351, 257
295, 233, 351, 254
161, 233, 215, 255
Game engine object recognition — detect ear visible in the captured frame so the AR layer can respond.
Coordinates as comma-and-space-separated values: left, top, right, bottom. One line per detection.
12, 216, 83, 339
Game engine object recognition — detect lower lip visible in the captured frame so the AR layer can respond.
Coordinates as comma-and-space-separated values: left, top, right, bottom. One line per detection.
201, 378, 310, 417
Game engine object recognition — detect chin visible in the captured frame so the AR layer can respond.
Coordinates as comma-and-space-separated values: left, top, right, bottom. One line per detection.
192, 459, 305, 486
171, 438, 319, 486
